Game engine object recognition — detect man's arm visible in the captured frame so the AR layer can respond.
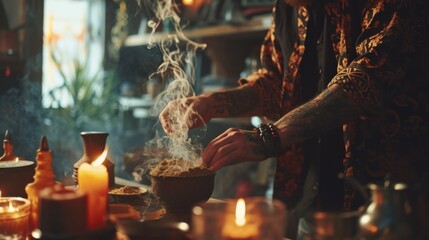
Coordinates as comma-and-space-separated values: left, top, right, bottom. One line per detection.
275, 84, 362, 148
202, 84, 264, 118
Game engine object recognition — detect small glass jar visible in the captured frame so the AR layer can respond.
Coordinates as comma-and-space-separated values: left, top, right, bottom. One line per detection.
0, 197, 30, 239
192, 197, 286, 240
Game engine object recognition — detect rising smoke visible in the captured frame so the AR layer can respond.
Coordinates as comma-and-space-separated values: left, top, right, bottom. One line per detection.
138, 0, 207, 167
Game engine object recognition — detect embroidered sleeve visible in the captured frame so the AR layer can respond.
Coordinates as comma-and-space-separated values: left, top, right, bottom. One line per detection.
238, 21, 285, 119
328, 0, 411, 113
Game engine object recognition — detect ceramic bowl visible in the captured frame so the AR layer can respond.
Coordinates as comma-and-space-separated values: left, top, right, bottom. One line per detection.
150, 174, 215, 213
108, 186, 148, 203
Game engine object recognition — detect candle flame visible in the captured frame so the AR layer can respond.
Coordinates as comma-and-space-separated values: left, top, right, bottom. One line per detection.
183, 0, 193, 5
235, 198, 246, 226
91, 147, 108, 167
8, 201, 14, 211
15, 157, 19, 162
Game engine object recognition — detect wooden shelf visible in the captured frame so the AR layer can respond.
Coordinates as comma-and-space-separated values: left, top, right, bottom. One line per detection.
125, 15, 271, 47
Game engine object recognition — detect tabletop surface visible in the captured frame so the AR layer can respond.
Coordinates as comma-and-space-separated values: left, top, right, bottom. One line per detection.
111, 177, 291, 240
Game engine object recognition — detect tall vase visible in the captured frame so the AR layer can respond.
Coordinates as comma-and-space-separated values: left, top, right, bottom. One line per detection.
73, 132, 115, 188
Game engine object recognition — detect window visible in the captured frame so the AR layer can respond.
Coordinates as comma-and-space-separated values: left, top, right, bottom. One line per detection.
43, 0, 105, 108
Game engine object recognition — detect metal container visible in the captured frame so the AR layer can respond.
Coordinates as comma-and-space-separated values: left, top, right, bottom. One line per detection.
0, 160, 34, 198
358, 182, 416, 240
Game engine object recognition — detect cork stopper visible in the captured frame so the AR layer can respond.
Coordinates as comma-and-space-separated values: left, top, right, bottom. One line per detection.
0, 130, 18, 161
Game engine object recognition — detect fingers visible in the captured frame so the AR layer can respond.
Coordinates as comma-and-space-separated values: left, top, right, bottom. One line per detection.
159, 108, 172, 134
202, 128, 267, 171
202, 140, 234, 169
159, 100, 188, 135
209, 143, 241, 171
202, 128, 236, 165
159, 98, 208, 135
202, 128, 241, 170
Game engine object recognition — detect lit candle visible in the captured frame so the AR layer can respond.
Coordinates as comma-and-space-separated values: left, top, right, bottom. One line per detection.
222, 198, 259, 240
78, 148, 108, 230
0, 195, 31, 239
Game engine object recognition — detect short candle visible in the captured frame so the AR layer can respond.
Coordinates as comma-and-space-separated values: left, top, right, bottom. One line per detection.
0, 196, 30, 239
222, 198, 259, 240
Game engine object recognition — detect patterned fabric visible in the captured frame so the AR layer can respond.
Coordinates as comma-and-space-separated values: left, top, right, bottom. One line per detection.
240, 0, 429, 210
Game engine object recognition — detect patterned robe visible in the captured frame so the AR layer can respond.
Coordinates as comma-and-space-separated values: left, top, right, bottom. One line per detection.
240, 0, 429, 210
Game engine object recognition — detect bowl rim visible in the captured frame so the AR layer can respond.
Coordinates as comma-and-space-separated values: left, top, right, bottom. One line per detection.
149, 173, 215, 179
108, 186, 148, 196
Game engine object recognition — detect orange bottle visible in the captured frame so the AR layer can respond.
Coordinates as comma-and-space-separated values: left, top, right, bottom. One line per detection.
25, 136, 56, 230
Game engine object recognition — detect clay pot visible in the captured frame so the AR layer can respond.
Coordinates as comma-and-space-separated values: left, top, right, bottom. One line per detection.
73, 132, 115, 187
150, 174, 215, 214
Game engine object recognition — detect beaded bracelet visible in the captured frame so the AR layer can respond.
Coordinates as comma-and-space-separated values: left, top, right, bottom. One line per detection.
256, 123, 282, 158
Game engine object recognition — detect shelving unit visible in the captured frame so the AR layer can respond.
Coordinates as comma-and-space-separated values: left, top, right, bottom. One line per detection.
124, 15, 271, 46
120, 13, 272, 103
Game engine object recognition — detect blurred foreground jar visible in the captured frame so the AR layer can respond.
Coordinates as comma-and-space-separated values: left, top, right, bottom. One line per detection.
37, 186, 87, 239
192, 197, 286, 240
34, 186, 116, 240
358, 181, 416, 240
311, 210, 361, 240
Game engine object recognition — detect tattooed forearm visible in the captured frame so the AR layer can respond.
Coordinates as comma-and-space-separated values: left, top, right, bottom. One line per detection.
209, 86, 262, 118
211, 93, 229, 116
275, 84, 361, 148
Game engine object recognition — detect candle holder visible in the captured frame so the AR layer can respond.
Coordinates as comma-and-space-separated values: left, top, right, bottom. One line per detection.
73, 132, 115, 188
192, 201, 226, 240
0, 197, 30, 239
192, 197, 286, 240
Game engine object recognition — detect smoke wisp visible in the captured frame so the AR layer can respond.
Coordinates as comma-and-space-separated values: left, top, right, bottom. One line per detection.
139, 0, 207, 166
